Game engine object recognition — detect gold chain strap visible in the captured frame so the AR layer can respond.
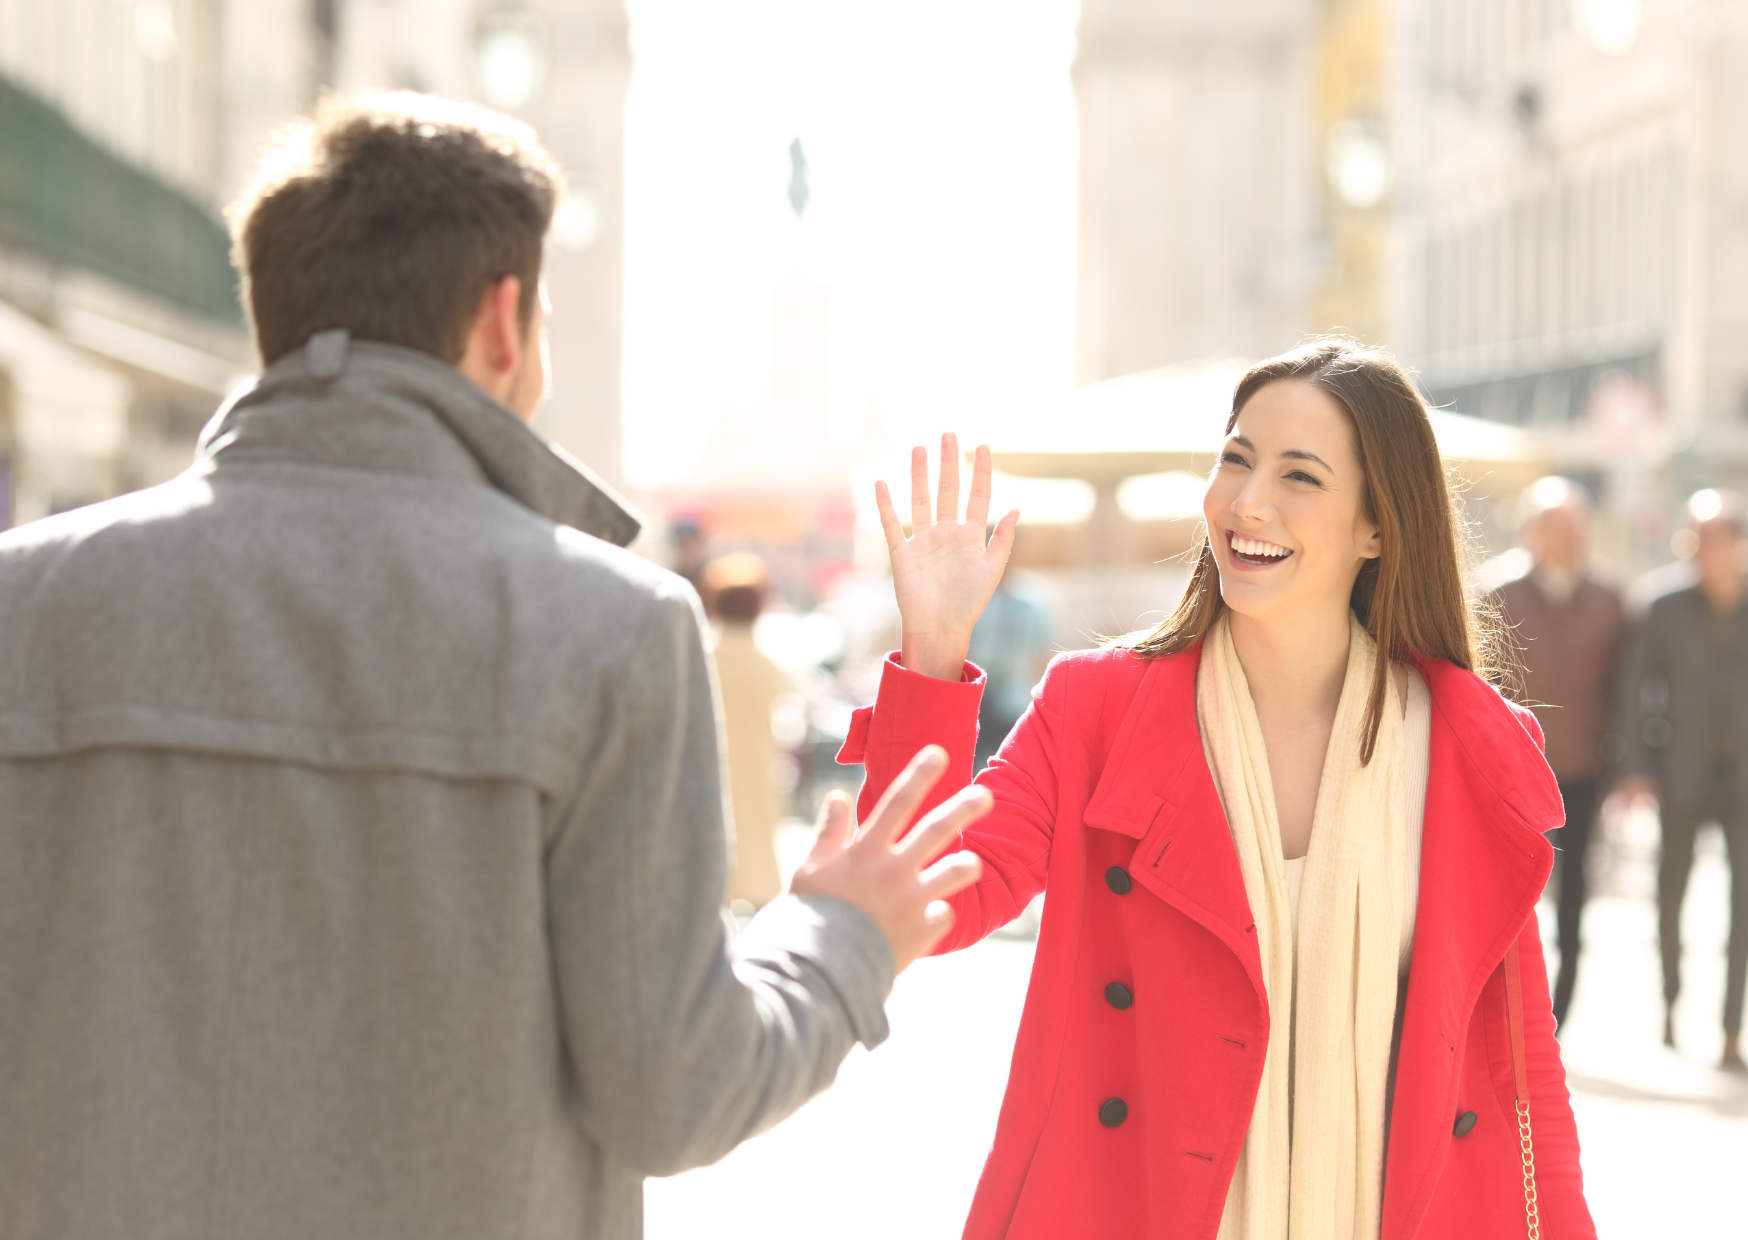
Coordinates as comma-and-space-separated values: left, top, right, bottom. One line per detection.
1516, 1099, 1542, 1240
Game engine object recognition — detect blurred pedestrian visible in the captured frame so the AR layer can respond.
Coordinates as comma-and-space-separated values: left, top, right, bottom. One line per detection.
1619, 488, 1748, 1070
670, 515, 709, 596
0, 93, 988, 1237
707, 553, 789, 909
966, 568, 1051, 770
1492, 477, 1626, 1031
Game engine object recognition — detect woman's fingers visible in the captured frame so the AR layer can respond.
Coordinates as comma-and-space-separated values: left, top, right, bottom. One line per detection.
873, 480, 906, 553
858, 745, 947, 846
937, 432, 961, 525
965, 443, 993, 531
896, 784, 992, 860
984, 508, 1021, 571
909, 445, 933, 532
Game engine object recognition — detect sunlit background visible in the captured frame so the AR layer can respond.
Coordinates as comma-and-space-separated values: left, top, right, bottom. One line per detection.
0, 0, 1743, 1234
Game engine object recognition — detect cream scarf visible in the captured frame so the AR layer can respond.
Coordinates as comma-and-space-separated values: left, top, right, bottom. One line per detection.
1200, 612, 1408, 1240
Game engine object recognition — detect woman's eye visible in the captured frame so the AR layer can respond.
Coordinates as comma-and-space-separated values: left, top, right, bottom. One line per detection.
1286, 470, 1323, 486
1220, 451, 1249, 467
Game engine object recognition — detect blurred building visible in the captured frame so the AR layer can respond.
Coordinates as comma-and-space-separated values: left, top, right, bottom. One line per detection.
1312, 0, 1392, 344
1391, 0, 1748, 570
0, 0, 295, 528
1074, 0, 1318, 379
335, 0, 631, 489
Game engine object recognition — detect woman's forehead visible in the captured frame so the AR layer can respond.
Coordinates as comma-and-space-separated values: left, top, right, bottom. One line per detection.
1228, 382, 1359, 463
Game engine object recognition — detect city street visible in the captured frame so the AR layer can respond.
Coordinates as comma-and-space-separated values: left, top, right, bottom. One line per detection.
647, 813, 1748, 1237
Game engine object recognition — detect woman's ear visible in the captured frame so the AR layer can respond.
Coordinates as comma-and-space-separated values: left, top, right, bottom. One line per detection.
1358, 519, 1383, 561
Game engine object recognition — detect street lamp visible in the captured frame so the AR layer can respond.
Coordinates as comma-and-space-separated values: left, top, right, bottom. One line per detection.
473, 5, 547, 112
1324, 117, 1391, 211
1571, 0, 1641, 55
552, 175, 600, 253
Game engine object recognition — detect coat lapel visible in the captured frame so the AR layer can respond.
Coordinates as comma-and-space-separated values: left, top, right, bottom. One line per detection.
1083, 644, 1266, 1002
1382, 656, 1562, 1240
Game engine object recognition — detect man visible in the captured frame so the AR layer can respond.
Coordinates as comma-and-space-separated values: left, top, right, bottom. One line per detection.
1492, 477, 1626, 1032
0, 94, 985, 1237
1619, 488, 1748, 1070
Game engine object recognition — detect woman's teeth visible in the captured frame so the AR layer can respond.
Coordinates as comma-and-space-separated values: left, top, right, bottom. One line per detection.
1230, 535, 1291, 562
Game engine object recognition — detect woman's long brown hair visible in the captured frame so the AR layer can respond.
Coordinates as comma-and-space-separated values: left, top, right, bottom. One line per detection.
1124, 337, 1505, 763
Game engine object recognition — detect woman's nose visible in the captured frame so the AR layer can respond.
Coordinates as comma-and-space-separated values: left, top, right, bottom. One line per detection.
1229, 476, 1271, 521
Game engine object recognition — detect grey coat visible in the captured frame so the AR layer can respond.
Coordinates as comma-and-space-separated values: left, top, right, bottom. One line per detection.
1618, 581, 1748, 813
0, 334, 893, 1240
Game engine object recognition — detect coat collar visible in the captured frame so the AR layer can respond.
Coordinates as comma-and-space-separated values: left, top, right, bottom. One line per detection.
1082, 642, 1267, 999
1081, 640, 1562, 1239
196, 331, 643, 548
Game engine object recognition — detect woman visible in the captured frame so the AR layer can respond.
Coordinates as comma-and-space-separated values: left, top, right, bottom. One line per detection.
840, 340, 1594, 1239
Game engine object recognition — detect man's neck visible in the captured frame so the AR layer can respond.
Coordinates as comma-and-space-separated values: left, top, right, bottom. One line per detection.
1533, 560, 1580, 605
1700, 569, 1745, 615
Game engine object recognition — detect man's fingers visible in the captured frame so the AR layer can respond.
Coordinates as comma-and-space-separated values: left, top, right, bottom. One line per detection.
896, 784, 992, 860
908, 899, 959, 960
909, 445, 932, 531
858, 745, 947, 846
937, 432, 961, 524
810, 790, 854, 857
874, 480, 906, 552
918, 851, 983, 902
965, 443, 994, 531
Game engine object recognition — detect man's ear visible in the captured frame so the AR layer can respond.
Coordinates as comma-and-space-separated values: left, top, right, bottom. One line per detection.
456, 275, 523, 403
481, 275, 523, 375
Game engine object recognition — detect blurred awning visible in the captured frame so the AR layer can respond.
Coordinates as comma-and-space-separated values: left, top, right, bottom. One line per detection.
990, 359, 1550, 498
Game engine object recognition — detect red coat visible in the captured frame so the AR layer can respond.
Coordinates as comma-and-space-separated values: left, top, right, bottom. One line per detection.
839, 642, 1595, 1240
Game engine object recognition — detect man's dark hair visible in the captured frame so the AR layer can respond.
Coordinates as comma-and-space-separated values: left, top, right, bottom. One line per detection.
229, 92, 561, 365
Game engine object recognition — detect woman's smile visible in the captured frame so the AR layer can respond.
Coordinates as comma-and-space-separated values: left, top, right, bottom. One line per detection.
1225, 530, 1295, 568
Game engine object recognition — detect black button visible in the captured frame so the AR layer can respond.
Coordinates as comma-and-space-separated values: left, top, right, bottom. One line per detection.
1453, 1110, 1478, 1138
1105, 982, 1134, 1010
1099, 1097, 1128, 1127
1105, 866, 1132, 895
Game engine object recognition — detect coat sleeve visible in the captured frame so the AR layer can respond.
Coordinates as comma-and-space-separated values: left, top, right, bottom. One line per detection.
1495, 908, 1597, 1239
837, 650, 1069, 952
543, 586, 895, 1177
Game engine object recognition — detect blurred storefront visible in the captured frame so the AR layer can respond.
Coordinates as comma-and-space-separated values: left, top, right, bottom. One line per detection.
0, 0, 275, 528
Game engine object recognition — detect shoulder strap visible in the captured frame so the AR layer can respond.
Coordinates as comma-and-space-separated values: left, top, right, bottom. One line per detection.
1502, 942, 1543, 1239
1502, 942, 1530, 1102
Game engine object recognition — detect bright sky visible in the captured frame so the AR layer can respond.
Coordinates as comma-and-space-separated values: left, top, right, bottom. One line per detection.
620, 0, 1080, 490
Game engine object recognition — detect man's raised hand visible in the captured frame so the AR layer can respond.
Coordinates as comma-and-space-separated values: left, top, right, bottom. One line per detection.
874, 433, 1020, 682
788, 746, 987, 974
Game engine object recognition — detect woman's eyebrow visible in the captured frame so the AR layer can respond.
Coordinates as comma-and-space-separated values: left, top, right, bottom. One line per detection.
1230, 433, 1332, 471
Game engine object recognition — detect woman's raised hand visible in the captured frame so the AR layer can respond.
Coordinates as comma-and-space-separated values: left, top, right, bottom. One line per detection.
874, 433, 1020, 681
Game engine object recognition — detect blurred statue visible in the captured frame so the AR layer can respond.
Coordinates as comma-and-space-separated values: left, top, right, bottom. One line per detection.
787, 137, 810, 219
1619, 488, 1748, 1070
1491, 477, 1626, 1033
707, 553, 788, 908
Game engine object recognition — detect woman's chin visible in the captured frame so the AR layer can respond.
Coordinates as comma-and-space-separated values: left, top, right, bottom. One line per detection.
1217, 577, 1298, 627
